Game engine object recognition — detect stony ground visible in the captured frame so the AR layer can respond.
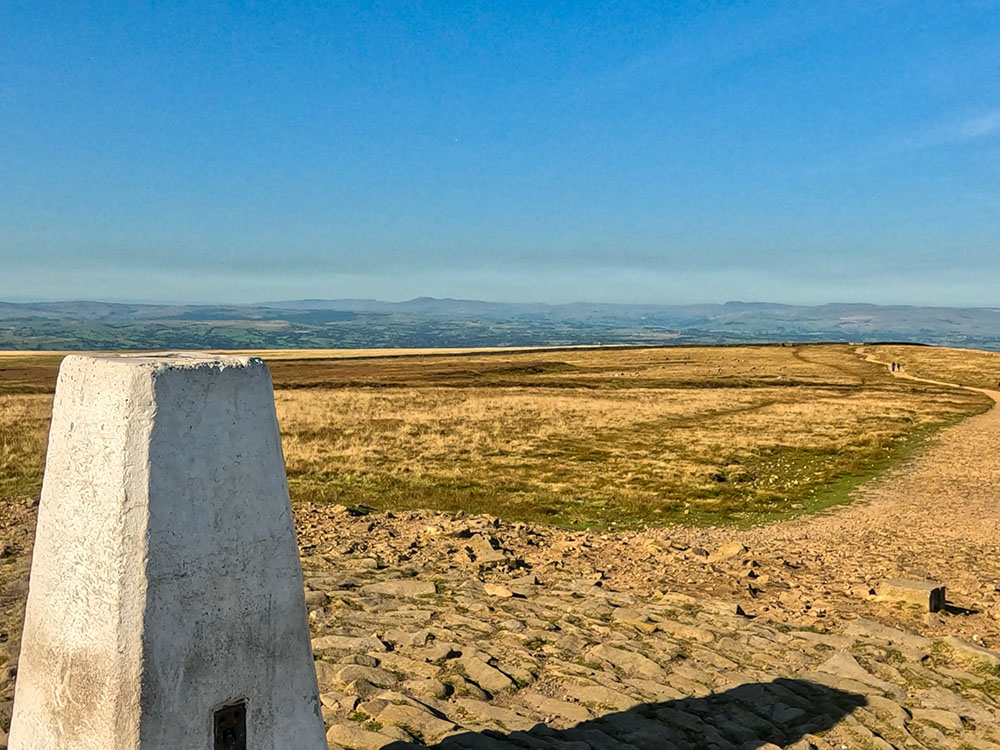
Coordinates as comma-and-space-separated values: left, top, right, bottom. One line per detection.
297, 506, 1000, 750
1, 353, 1000, 748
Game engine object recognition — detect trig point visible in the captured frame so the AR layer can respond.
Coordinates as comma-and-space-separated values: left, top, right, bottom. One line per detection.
9, 353, 326, 750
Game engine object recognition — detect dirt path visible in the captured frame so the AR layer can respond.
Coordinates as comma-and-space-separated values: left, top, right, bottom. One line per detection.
650, 347, 1000, 641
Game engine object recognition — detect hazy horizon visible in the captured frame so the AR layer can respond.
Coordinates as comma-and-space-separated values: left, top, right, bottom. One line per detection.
3, 294, 1000, 312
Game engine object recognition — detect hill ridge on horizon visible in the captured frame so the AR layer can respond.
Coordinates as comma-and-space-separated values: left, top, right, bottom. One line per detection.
261, 296, 998, 311
2, 297, 1000, 352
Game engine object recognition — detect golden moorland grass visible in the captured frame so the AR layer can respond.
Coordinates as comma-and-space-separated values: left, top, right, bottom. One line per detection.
0, 344, 991, 528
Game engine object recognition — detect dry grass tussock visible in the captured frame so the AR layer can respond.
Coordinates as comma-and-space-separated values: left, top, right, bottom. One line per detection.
0, 344, 990, 528
0, 394, 51, 499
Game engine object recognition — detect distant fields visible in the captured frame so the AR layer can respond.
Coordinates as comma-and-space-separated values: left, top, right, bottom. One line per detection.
7, 299, 1000, 351
0, 344, 991, 528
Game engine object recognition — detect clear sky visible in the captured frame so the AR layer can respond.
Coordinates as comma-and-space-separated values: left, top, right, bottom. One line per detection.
2, 1, 999, 306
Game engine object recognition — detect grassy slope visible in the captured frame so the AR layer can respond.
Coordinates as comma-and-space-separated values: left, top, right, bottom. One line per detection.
0, 345, 991, 529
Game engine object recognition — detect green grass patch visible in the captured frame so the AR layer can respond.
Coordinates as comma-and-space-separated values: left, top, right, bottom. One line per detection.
288, 400, 987, 530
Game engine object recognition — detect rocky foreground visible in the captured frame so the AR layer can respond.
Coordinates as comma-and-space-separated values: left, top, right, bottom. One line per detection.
1, 496, 999, 750
293, 507, 1000, 750
2, 503, 998, 749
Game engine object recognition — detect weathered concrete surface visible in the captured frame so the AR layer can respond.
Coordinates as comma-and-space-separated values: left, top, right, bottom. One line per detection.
9, 353, 325, 750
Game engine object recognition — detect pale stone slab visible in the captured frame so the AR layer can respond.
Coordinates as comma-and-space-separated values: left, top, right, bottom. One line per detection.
9, 353, 326, 750
876, 578, 946, 612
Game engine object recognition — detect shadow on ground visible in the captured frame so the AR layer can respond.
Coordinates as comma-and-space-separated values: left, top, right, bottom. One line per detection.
383, 679, 866, 749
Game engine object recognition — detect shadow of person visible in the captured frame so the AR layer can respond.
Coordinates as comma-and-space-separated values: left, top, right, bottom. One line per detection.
383, 678, 867, 749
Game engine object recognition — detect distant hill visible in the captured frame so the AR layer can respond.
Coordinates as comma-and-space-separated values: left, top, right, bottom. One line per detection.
2, 298, 999, 351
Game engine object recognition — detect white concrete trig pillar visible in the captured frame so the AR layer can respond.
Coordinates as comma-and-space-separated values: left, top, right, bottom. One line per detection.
9, 353, 326, 750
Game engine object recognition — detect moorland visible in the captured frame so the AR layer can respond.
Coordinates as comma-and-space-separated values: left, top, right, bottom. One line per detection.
0, 343, 993, 529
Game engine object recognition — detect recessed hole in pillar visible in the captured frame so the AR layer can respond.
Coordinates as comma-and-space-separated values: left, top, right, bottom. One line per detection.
214, 700, 247, 750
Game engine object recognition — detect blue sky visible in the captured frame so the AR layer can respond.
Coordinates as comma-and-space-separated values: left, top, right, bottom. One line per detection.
2, 1, 999, 305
